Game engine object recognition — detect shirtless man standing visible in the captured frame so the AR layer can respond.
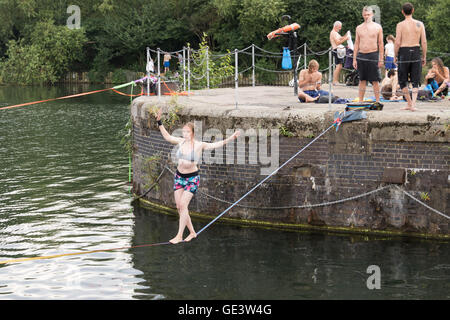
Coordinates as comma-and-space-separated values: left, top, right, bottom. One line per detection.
330, 21, 349, 85
394, 2, 427, 111
298, 59, 326, 102
353, 6, 384, 108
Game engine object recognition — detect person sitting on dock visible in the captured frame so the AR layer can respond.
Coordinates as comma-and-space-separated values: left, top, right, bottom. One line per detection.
425, 57, 449, 98
298, 59, 330, 103
381, 69, 402, 100
155, 108, 241, 244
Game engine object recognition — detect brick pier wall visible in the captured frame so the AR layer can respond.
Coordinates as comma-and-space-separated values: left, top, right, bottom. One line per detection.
131, 99, 449, 238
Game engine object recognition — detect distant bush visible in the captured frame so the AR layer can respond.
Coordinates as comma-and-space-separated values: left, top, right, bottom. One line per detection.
0, 20, 86, 85
255, 58, 277, 85
111, 69, 127, 84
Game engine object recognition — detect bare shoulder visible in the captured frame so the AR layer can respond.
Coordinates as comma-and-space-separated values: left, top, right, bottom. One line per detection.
330, 30, 338, 39
396, 20, 405, 28
414, 19, 425, 29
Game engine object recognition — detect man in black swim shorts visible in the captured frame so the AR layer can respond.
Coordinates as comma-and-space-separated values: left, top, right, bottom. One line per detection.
356, 51, 381, 83
394, 2, 427, 111
397, 46, 421, 89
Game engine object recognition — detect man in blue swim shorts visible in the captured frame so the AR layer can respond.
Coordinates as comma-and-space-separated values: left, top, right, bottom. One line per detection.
163, 52, 171, 73
298, 59, 330, 103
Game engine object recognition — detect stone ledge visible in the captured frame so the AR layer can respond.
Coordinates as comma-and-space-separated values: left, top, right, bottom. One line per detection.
132, 86, 449, 142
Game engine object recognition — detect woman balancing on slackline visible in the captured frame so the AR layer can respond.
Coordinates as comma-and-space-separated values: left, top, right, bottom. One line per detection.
155, 108, 241, 244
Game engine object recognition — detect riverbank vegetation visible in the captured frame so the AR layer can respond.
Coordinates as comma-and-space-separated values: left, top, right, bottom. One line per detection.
0, 0, 447, 85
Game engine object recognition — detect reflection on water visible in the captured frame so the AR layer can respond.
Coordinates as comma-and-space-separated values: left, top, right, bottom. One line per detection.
0, 85, 449, 299
131, 206, 450, 300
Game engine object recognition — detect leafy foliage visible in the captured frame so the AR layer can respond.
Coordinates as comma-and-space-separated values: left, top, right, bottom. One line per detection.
0, 20, 86, 84
188, 33, 234, 88
0, 0, 447, 84
425, 0, 450, 65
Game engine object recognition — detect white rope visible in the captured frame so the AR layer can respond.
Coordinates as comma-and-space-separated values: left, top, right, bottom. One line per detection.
254, 65, 294, 73
190, 71, 207, 80
237, 66, 253, 74
237, 45, 253, 53
148, 44, 449, 60
190, 54, 207, 67
305, 45, 332, 56
197, 183, 391, 210
210, 51, 235, 58
253, 44, 305, 56
395, 186, 449, 220
160, 166, 448, 219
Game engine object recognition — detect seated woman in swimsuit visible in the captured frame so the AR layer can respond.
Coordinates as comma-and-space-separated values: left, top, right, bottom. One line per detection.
425, 57, 449, 98
155, 108, 240, 244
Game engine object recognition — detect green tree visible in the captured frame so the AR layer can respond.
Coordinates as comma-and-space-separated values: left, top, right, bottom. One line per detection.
0, 40, 55, 84
426, 0, 450, 65
0, 20, 86, 84
210, 0, 286, 50
188, 33, 234, 88
0, 0, 447, 85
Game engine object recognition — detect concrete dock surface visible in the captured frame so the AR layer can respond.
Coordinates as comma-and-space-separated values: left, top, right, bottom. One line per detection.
139, 85, 449, 125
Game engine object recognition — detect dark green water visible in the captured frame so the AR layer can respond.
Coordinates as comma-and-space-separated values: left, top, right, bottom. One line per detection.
0, 85, 449, 299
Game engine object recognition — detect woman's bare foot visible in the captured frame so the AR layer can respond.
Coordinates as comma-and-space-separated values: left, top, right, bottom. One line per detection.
184, 232, 197, 242
169, 236, 183, 244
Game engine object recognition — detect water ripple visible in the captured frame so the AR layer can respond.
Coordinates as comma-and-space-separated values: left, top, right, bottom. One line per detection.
0, 86, 449, 300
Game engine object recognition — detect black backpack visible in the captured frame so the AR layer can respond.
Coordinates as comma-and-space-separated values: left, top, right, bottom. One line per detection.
345, 70, 359, 86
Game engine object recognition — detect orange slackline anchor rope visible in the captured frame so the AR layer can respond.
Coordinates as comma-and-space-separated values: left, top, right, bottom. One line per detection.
0, 77, 153, 111
0, 87, 114, 111
0, 81, 190, 112
161, 80, 193, 96
112, 87, 144, 97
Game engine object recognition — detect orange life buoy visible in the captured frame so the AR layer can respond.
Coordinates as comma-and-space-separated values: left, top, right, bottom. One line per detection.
267, 23, 300, 40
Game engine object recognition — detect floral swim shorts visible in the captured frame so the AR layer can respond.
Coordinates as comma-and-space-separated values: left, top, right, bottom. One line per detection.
173, 170, 200, 194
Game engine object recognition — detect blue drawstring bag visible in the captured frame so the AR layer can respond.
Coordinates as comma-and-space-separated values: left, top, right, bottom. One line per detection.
281, 47, 292, 70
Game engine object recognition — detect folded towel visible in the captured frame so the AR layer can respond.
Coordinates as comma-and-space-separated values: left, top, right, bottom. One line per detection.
352, 97, 375, 102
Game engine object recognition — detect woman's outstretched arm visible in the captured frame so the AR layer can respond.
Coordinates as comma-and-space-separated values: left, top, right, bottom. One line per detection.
202, 130, 241, 150
155, 108, 183, 145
